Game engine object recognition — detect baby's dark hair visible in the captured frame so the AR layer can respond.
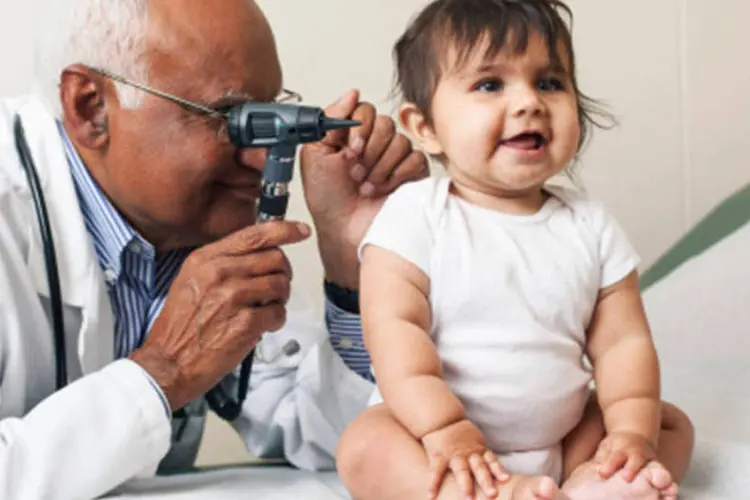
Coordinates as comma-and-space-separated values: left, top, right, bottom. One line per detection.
393, 0, 613, 152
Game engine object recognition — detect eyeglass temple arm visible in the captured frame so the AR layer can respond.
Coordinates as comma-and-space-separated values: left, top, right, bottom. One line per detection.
86, 66, 228, 118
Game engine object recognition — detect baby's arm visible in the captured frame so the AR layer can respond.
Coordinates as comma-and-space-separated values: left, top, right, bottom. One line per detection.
586, 270, 661, 479
360, 244, 507, 499
361, 244, 460, 436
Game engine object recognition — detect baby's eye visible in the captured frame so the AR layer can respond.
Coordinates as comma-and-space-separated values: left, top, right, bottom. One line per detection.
473, 78, 503, 93
537, 77, 565, 92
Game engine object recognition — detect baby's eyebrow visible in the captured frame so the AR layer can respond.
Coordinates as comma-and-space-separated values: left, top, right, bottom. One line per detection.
463, 64, 569, 81
544, 61, 569, 75
474, 61, 510, 73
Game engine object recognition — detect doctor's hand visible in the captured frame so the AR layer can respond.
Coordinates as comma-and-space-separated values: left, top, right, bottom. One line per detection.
299, 90, 429, 290
129, 220, 310, 411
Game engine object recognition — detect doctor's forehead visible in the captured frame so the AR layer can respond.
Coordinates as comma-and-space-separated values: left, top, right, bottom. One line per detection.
145, 0, 283, 105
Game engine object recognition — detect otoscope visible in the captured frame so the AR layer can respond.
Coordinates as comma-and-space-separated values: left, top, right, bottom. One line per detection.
228, 103, 360, 221
204, 102, 360, 421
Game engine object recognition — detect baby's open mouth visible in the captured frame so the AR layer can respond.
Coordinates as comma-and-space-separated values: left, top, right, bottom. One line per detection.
502, 132, 548, 151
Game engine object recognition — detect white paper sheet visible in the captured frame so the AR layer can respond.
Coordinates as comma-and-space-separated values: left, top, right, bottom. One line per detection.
104, 436, 750, 500
106, 467, 347, 499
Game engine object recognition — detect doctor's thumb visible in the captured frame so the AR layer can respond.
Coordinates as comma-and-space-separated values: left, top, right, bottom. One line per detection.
325, 90, 360, 120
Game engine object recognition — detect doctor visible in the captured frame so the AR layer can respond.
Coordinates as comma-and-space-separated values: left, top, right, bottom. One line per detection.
0, 0, 424, 498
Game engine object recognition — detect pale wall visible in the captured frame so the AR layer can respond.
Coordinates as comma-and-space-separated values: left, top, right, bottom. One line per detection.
0, 0, 746, 466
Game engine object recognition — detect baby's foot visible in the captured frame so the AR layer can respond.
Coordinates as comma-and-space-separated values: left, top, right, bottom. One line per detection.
561, 460, 678, 500
641, 462, 678, 500
509, 475, 570, 500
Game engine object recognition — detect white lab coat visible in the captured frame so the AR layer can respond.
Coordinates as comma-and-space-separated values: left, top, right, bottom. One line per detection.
0, 95, 373, 499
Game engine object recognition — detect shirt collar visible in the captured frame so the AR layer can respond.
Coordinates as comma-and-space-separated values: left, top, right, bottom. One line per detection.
57, 122, 156, 279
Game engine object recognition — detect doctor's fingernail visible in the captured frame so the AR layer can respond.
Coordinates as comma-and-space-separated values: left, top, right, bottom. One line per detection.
350, 136, 365, 155
351, 164, 368, 182
359, 182, 375, 197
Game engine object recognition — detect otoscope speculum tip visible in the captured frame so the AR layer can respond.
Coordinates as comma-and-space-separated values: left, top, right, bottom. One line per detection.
321, 118, 361, 133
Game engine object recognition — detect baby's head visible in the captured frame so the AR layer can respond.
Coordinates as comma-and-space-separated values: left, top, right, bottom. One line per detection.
393, 0, 608, 199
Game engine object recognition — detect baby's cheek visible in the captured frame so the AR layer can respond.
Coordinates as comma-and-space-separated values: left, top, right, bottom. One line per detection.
555, 119, 581, 158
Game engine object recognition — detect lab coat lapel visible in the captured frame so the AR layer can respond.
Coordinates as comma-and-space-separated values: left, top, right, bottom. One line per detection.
78, 268, 116, 374
16, 99, 115, 375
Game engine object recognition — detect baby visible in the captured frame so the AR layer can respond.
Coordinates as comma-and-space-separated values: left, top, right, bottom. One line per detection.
338, 1, 694, 499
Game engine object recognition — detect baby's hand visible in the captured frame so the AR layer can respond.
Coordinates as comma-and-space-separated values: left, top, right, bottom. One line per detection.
594, 431, 657, 482
421, 419, 510, 499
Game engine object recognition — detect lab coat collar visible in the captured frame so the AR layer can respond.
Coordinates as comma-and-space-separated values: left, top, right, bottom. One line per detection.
9, 97, 114, 372
12, 98, 97, 309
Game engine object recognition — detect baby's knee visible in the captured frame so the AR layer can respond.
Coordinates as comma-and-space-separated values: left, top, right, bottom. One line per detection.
336, 419, 370, 482
661, 401, 694, 438
336, 405, 391, 483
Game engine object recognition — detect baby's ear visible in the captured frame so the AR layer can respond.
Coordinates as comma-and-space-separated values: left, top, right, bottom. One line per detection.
398, 103, 443, 156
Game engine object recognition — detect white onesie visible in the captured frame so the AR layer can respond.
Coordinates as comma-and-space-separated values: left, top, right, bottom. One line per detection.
359, 176, 640, 483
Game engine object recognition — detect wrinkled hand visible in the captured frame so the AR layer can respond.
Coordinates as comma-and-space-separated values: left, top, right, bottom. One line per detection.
422, 419, 510, 500
594, 431, 658, 482
300, 89, 428, 289
129, 221, 311, 410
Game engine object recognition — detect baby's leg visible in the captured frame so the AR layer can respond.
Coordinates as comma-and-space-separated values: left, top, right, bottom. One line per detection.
560, 394, 606, 480
558, 395, 694, 499
561, 396, 694, 481
337, 404, 569, 500
651, 402, 696, 482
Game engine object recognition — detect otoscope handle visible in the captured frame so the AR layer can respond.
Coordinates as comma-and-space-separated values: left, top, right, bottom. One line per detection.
257, 186, 288, 222
257, 143, 296, 222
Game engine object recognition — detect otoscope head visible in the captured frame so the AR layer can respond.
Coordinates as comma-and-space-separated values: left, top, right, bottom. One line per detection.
227, 102, 361, 223
227, 102, 360, 148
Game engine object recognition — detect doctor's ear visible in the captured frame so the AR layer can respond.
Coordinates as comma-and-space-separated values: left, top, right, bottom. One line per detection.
59, 65, 111, 150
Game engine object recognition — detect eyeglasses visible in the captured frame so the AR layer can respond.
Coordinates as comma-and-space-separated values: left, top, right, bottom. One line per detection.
85, 66, 303, 143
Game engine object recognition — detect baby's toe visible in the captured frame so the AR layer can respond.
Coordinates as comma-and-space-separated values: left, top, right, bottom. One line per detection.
511, 475, 566, 500
659, 481, 679, 499
644, 461, 673, 490
536, 476, 559, 498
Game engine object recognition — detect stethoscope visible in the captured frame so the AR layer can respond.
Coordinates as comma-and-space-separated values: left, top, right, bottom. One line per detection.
13, 115, 299, 422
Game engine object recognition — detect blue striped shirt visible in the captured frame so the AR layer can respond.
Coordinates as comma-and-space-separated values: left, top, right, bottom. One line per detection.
325, 300, 374, 382
60, 124, 186, 415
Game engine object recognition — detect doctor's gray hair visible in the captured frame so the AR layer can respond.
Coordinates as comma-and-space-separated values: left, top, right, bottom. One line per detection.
32, 0, 150, 117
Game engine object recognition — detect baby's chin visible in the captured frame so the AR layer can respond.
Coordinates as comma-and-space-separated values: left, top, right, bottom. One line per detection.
446, 162, 564, 198
484, 169, 562, 193
485, 159, 567, 184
